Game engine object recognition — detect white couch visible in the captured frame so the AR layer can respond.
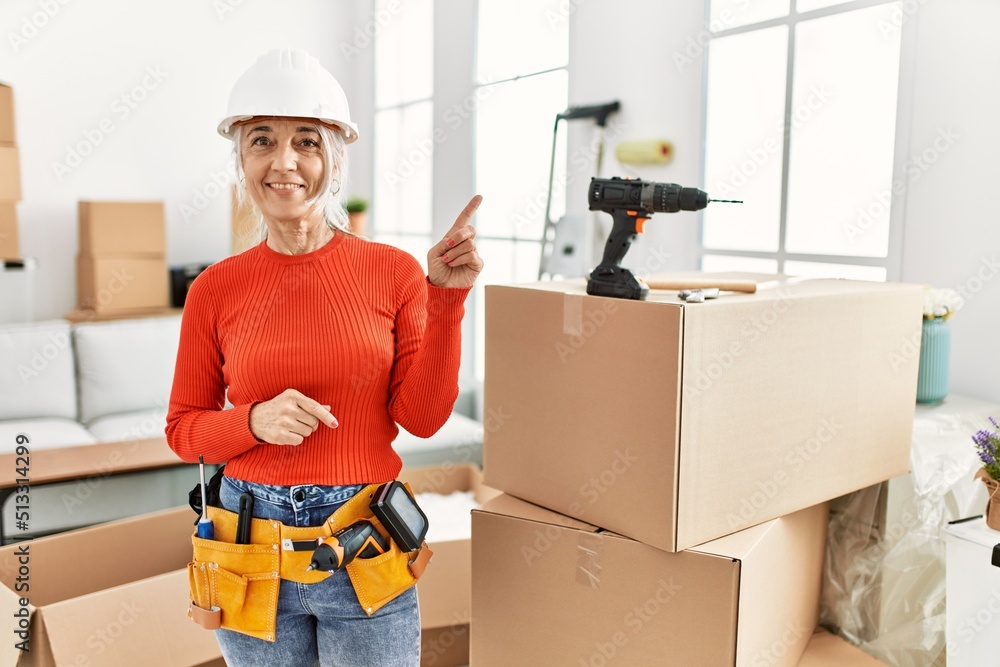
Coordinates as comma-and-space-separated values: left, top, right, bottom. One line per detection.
0, 315, 483, 535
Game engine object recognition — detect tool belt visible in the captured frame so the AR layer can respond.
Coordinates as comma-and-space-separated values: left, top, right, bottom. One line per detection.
187, 482, 433, 642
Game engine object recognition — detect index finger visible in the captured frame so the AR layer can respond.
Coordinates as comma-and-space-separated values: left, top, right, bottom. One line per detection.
297, 397, 338, 428
446, 195, 483, 234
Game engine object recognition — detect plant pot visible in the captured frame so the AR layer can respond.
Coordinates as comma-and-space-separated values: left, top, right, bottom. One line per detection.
976, 468, 1000, 531
348, 211, 367, 237
916, 317, 950, 403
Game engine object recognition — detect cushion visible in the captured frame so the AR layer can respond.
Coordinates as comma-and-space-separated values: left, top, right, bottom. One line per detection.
394, 412, 483, 468
86, 409, 167, 444
74, 315, 181, 425
0, 418, 97, 453
0, 320, 77, 421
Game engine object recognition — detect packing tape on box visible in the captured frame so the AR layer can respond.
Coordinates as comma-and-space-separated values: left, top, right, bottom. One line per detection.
563, 294, 584, 337
576, 532, 603, 589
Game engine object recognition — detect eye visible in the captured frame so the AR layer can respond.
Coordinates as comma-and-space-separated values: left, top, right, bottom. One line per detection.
250, 135, 271, 146
300, 138, 321, 148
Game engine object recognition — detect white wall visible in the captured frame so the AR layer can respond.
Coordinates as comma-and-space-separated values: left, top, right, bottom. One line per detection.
899, 0, 1000, 402
569, 0, 708, 275
0, 0, 367, 320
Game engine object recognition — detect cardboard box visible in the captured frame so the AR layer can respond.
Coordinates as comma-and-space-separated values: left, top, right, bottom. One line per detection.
0, 143, 21, 201
0, 465, 492, 667
484, 275, 922, 552
76, 254, 170, 313
798, 630, 887, 665
398, 464, 499, 667
471, 494, 828, 667
231, 185, 259, 255
78, 202, 165, 256
0, 202, 18, 259
0, 84, 15, 144
0, 507, 220, 667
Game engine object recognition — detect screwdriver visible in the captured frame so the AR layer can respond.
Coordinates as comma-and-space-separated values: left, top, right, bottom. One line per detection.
197, 455, 214, 539
306, 521, 388, 572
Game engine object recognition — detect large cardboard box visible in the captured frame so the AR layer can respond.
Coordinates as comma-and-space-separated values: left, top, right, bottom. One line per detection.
798, 630, 887, 666
78, 201, 166, 256
471, 494, 828, 667
76, 254, 170, 313
0, 507, 220, 667
0, 143, 21, 201
0, 84, 15, 144
0, 202, 19, 258
484, 275, 922, 552
398, 464, 499, 667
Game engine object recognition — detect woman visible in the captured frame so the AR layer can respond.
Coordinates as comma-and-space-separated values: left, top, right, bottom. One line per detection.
166, 48, 482, 667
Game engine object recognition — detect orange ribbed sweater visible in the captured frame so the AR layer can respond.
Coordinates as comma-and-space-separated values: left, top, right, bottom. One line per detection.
165, 233, 469, 485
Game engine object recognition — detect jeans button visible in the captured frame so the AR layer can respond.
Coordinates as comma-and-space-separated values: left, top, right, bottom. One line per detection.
293, 489, 305, 502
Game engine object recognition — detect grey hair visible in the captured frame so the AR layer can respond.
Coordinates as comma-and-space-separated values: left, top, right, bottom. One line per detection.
232, 123, 351, 242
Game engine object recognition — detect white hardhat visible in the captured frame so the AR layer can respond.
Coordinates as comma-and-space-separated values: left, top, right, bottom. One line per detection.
218, 48, 359, 143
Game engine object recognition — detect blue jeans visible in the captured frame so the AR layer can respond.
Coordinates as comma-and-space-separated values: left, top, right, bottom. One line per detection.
216, 475, 421, 667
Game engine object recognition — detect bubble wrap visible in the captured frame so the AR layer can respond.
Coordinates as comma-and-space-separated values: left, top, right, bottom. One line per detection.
821, 396, 997, 666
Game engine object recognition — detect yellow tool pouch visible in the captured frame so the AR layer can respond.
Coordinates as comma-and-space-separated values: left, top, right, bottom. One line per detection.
187, 482, 429, 642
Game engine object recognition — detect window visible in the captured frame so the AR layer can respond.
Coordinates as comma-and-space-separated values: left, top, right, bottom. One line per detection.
702, 1, 905, 280
372, 0, 434, 267
473, 0, 569, 379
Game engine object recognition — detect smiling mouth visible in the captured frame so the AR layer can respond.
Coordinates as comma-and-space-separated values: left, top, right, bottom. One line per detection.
267, 183, 305, 190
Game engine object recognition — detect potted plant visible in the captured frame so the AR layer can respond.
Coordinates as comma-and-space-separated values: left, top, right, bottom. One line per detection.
916, 287, 962, 403
345, 197, 369, 237
973, 417, 1000, 530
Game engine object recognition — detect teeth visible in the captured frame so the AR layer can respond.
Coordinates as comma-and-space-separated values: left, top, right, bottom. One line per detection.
269, 183, 303, 190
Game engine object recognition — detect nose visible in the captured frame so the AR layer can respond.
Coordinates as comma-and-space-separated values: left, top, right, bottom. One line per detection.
270, 140, 297, 173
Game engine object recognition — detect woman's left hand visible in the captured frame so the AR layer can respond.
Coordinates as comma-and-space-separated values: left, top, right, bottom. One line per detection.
428, 195, 484, 289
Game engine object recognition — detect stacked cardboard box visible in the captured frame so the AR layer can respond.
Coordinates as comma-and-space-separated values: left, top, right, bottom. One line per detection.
0, 82, 22, 260
473, 274, 921, 666
76, 201, 170, 314
0, 464, 492, 666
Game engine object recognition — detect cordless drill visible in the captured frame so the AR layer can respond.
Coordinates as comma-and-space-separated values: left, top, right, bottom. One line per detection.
307, 521, 389, 572
587, 177, 741, 300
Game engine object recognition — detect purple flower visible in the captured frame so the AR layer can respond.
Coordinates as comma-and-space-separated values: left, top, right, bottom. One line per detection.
972, 418, 1000, 470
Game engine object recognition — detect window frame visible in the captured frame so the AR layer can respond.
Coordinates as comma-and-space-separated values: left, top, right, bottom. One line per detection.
699, 0, 918, 281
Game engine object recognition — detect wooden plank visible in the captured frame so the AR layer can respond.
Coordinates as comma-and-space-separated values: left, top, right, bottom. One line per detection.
0, 437, 184, 489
